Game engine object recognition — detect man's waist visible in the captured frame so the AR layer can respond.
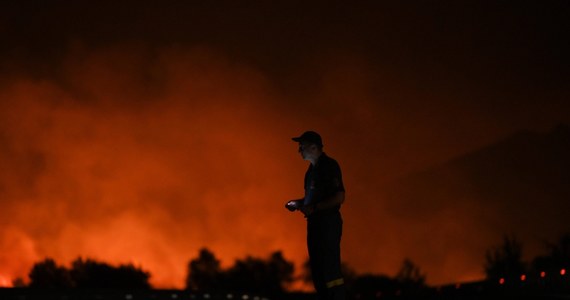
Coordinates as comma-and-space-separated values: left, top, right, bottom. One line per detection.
307, 207, 341, 219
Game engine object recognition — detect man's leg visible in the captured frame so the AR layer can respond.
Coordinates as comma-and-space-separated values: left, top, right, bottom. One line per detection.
308, 219, 326, 297
321, 214, 345, 300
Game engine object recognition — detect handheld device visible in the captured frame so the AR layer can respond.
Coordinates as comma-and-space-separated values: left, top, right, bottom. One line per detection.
285, 200, 300, 211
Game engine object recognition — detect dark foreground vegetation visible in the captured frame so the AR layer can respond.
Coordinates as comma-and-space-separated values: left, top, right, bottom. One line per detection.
2, 233, 569, 299
2, 282, 570, 300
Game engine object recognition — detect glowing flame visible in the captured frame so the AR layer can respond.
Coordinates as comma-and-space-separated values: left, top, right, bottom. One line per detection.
0, 275, 12, 287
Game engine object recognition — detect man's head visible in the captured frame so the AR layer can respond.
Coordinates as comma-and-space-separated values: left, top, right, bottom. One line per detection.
292, 131, 323, 162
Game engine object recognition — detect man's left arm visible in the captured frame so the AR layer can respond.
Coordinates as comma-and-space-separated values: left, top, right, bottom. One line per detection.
301, 191, 345, 216
301, 162, 345, 215
315, 190, 345, 210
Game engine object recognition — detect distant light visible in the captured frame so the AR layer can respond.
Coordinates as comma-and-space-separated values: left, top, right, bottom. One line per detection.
499, 278, 505, 285
204, 293, 211, 299
171, 294, 178, 299
253, 297, 260, 300
242, 295, 250, 300
540, 271, 546, 278
562, 269, 567, 276
375, 291, 382, 298
125, 294, 133, 300
227, 294, 234, 299
520, 274, 526, 281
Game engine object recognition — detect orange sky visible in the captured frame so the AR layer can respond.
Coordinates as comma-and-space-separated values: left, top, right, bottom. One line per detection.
1, 1, 569, 290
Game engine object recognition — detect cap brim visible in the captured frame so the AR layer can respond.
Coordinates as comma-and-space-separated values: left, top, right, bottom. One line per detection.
292, 137, 303, 142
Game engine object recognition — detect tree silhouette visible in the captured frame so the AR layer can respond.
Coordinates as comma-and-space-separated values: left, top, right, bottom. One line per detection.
350, 274, 399, 299
12, 277, 26, 288
70, 258, 150, 289
395, 258, 426, 287
225, 256, 270, 293
393, 258, 429, 297
532, 233, 570, 277
29, 257, 150, 289
29, 258, 73, 288
186, 248, 223, 291
265, 251, 295, 292
186, 249, 294, 296
484, 234, 526, 282
546, 234, 570, 270
224, 251, 294, 296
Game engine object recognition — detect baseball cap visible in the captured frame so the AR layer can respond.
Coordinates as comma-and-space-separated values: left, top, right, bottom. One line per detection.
292, 131, 323, 147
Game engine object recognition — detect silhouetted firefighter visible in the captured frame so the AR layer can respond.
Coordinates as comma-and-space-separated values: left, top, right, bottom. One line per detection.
286, 131, 346, 300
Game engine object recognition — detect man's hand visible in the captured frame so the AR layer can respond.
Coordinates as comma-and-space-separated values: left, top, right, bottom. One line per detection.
285, 200, 303, 212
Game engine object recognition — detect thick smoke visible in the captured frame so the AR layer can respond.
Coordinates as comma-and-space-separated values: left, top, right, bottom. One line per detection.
1, 1, 570, 288
0, 45, 310, 287
0, 44, 480, 287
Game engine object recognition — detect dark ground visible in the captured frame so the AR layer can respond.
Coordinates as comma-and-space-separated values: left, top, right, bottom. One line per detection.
2, 287, 570, 300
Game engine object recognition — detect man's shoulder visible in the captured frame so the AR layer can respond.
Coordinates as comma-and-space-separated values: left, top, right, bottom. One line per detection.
319, 153, 341, 169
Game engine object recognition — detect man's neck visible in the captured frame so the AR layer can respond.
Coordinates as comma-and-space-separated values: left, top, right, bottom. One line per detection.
309, 152, 323, 166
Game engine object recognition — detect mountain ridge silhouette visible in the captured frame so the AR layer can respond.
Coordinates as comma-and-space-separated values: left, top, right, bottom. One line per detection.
378, 124, 570, 278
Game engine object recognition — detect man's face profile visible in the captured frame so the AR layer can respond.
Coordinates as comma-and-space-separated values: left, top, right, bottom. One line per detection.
298, 143, 317, 160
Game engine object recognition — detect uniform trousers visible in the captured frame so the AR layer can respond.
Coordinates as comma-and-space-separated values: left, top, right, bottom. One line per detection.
307, 210, 346, 300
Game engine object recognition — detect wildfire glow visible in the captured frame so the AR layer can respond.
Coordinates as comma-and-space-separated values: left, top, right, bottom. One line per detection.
0, 275, 12, 288
0, 38, 568, 289
0, 44, 493, 288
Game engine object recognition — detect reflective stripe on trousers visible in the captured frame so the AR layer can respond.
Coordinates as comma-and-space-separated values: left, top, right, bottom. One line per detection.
326, 278, 345, 288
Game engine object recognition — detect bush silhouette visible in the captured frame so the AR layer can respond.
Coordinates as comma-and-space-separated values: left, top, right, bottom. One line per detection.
28, 257, 150, 289
186, 249, 294, 296
29, 258, 73, 288
70, 258, 150, 289
186, 248, 224, 291
484, 234, 526, 283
